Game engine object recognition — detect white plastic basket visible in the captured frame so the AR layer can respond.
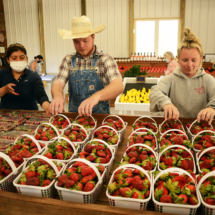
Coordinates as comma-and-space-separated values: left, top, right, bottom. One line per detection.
158, 144, 196, 173
74, 115, 97, 139
55, 158, 106, 204
81, 139, 115, 182
102, 115, 128, 142
132, 116, 158, 135
159, 118, 185, 135
34, 123, 60, 145
127, 128, 158, 151
106, 164, 152, 210
49, 114, 71, 135
61, 124, 89, 153
13, 155, 64, 198
41, 137, 78, 163
120, 143, 158, 173
197, 171, 215, 215
152, 167, 201, 215
92, 125, 121, 151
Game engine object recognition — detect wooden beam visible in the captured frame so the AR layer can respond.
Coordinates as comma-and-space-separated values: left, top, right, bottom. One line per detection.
37, 0, 46, 74
81, 0, 86, 15
129, 0, 134, 56
180, 0, 186, 42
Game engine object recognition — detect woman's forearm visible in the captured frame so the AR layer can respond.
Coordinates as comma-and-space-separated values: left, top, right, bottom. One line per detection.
42, 101, 50, 113
0, 86, 7, 98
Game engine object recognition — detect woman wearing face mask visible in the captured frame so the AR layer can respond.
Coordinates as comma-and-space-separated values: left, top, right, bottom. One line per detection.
163, 51, 179, 75
149, 28, 215, 124
0, 43, 49, 112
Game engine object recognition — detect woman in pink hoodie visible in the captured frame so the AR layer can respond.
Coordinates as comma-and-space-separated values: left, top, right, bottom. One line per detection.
163, 51, 179, 75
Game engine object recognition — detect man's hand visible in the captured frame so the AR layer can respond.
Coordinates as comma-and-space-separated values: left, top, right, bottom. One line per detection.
78, 94, 100, 116
4, 83, 19, 96
49, 96, 65, 115
163, 103, 179, 120
197, 107, 215, 124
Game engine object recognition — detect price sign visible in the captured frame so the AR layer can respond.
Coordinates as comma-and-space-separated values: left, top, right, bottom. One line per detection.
136, 76, 145, 82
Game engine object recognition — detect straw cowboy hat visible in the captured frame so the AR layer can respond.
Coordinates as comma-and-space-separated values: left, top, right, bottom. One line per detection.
58, 16, 106, 39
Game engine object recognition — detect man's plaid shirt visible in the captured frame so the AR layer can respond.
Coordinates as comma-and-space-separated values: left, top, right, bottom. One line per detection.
56, 46, 122, 87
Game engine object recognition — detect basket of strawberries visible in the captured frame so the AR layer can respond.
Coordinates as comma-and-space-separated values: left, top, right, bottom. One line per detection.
55, 158, 106, 203
61, 124, 89, 152
152, 167, 200, 215
0, 152, 20, 191
159, 119, 185, 135
34, 123, 60, 144
92, 125, 121, 150
120, 144, 158, 173
132, 116, 158, 134
74, 115, 97, 139
106, 164, 152, 210
127, 128, 158, 151
102, 115, 127, 142
42, 137, 78, 163
197, 171, 215, 215
158, 145, 196, 173
13, 155, 64, 198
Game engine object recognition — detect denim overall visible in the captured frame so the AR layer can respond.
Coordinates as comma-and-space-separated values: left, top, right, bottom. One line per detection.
68, 56, 110, 114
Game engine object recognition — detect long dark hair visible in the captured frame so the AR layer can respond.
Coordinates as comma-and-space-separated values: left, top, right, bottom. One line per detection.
5, 43, 27, 60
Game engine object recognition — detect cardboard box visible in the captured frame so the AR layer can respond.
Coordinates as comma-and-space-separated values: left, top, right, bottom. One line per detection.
65, 93, 69, 103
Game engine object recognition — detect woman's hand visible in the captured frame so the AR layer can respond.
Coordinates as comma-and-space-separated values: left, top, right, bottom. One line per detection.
163, 103, 180, 120
197, 107, 215, 124
4, 83, 19, 96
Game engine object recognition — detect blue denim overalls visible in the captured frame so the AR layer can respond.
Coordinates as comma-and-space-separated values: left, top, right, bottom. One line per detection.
68, 55, 110, 114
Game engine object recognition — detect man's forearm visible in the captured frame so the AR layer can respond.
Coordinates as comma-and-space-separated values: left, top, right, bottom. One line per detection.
51, 81, 65, 99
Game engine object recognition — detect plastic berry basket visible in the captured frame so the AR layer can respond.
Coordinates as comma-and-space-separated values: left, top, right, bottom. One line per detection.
197, 171, 215, 215
106, 164, 152, 210
158, 144, 196, 173
120, 143, 158, 173
92, 125, 121, 151
74, 115, 97, 139
41, 137, 78, 163
127, 128, 158, 151
102, 115, 127, 142
159, 118, 185, 135
132, 116, 158, 135
61, 124, 90, 153
81, 139, 115, 182
13, 155, 65, 198
152, 167, 201, 215
55, 158, 106, 203
0, 152, 21, 191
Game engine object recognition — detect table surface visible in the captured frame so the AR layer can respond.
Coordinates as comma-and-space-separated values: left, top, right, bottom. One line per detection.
0, 112, 210, 215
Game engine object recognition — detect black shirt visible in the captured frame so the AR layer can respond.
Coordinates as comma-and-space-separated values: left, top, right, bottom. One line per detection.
0, 67, 49, 110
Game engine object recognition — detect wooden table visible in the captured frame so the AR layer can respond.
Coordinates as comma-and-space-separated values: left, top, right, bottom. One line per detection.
0, 113, 210, 215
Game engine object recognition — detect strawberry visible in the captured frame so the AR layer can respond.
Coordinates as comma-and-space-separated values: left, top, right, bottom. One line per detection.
25, 171, 36, 179
69, 173, 80, 182
154, 185, 169, 201
35, 134, 41, 140
65, 180, 75, 188
131, 190, 143, 199
108, 182, 119, 194
84, 181, 95, 192
119, 187, 132, 198
42, 180, 52, 187
26, 177, 40, 186
57, 153, 64, 160
123, 169, 133, 178
132, 180, 146, 191
205, 197, 215, 205
86, 154, 97, 162
44, 152, 52, 159
175, 194, 188, 204
177, 159, 189, 170
41, 137, 49, 141
96, 151, 106, 157
160, 195, 173, 203
95, 157, 106, 164
81, 167, 94, 177
74, 182, 84, 191
188, 195, 198, 205
58, 174, 69, 187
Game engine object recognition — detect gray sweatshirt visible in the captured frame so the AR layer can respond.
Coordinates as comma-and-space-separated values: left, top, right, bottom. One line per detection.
149, 67, 215, 118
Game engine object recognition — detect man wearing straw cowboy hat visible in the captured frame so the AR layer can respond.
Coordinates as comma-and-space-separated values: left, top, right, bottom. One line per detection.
49, 16, 123, 116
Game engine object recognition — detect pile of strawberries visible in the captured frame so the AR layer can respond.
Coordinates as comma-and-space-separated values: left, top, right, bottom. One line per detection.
132, 120, 157, 133
187, 121, 213, 135
197, 148, 215, 172
128, 132, 156, 150
159, 133, 192, 151
51, 115, 70, 130
198, 172, 215, 205
17, 158, 62, 186
78, 140, 113, 164
5, 137, 45, 167
193, 134, 215, 151
93, 127, 119, 145
43, 139, 75, 160
160, 120, 184, 133
159, 147, 194, 171
103, 118, 124, 131
121, 145, 157, 171
63, 126, 87, 142
57, 161, 104, 192
35, 125, 58, 141
0, 157, 13, 180
153, 170, 198, 205
75, 116, 96, 130
107, 167, 150, 199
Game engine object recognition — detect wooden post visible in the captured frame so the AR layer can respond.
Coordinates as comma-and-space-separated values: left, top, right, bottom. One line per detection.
129, 0, 134, 56
180, 0, 186, 42
81, 0, 86, 15
37, 0, 46, 74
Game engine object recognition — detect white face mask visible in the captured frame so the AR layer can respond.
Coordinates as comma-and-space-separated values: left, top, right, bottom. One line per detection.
10, 61, 28, 72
